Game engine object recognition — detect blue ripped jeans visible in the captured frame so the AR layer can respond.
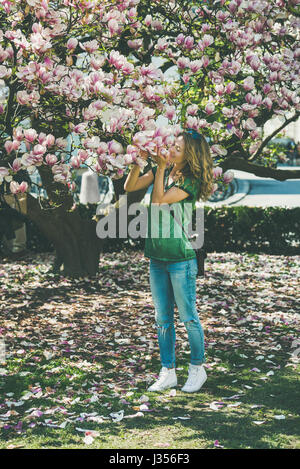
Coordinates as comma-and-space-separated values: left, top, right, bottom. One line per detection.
149, 257, 205, 369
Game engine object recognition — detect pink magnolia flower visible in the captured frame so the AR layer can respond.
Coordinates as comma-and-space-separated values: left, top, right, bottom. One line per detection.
184, 36, 194, 50
90, 54, 106, 70
198, 119, 208, 128
12, 158, 22, 172
67, 181, 76, 192
67, 38, 78, 50
202, 23, 211, 33
55, 138, 68, 149
164, 105, 176, 120
4, 141, 14, 154
155, 38, 169, 51
128, 7, 137, 19
109, 50, 126, 70
243, 76, 255, 91
216, 11, 229, 22
80, 40, 98, 54
177, 57, 190, 69
151, 20, 163, 30
186, 116, 198, 130
202, 56, 210, 68
0, 167, 10, 178
108, 19, 119, 35
0, 65, 11, 79
228, 1, 238, 13
176, 33, 185, 45
45, 154, 58, 166
16, 91, 30, 106
38, 133, 47, 145
24, 129, 38, 143
215, 84, 225, 96
225, 82, 235, 94
108, 140, 123, 154
96, 142, 108, 154
189, 60, 202, 73
144, 15, 152, 27
202, 34, 214, 48
9, 180, 18, 194
33, 144, 46, 155
70, 156, 81, 169
127, 39, 143, 50
205, 103, 215, 115
269, 71, 278, 83
13, 128, 23, 141
45, 134, 55, 147
244, 118, 257, 131
30, 33, 51, 54
19, 181, 28, 193
182, 74, 191, 85
10, 180, 27, 194
186, 104, 199, 116
250, 129, 260, 139
234, 129, 244, 139
211, 145, 227, 156
249, 55, 260, 71
72, 123, 87, 134
263, 97, 272, 110
223, 170, 234, 183
78, 150, 88, 162
213, 166, 223, 179
122, 62, 134, 75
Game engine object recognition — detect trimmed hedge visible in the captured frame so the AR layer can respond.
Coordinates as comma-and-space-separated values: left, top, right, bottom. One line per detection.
204, 206, 300, 254
1, 204, 299, 256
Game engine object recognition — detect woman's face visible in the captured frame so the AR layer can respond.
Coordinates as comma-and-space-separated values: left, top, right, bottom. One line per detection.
168, 135, 186, 165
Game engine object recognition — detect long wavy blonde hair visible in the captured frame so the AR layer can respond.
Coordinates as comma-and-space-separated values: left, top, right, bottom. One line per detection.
176, 131, 214, 201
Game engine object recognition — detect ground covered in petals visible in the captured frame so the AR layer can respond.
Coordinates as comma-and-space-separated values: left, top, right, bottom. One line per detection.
0, 250, 299, 449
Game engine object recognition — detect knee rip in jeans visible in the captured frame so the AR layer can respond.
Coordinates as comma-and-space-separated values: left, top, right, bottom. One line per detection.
183, 318, 198, 328
156, 320, 171, 338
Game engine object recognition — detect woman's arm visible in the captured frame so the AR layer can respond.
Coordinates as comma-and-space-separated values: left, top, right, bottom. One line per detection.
124, 149, 155, 192
151, 149, 190, 205
124, 165, 154, 192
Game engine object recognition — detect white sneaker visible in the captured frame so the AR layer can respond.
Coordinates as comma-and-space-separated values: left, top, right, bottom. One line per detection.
181, 364, 207, 393
147, 367, 177, 392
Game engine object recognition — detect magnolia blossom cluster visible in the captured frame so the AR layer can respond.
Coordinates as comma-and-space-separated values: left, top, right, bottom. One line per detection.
212, 166, 234, 194
0, 0, 299, 200
1, 127, 70, 190
0, 125, 179, 189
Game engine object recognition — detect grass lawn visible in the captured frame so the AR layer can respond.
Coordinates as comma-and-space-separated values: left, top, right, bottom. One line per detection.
0, 249, 299, 449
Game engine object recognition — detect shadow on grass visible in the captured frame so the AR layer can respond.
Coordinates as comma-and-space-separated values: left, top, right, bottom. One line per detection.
1, 252, 299, 448
2, 363, 299, 449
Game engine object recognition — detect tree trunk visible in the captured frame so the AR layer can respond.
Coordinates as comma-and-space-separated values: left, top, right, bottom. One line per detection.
27, 193, 102, 277
24, 186, 148, 277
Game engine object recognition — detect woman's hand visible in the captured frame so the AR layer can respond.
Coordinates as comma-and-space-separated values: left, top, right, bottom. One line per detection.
139, 149, 149, 160
154, 146, 170, 169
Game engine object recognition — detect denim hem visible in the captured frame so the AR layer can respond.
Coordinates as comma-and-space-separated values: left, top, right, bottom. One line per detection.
190, 358, 206, 366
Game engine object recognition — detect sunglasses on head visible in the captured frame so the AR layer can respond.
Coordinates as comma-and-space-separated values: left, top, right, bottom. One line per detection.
186, 129, 202, 140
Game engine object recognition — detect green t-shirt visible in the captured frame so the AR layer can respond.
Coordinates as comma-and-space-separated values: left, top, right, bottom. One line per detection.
144, 165, 200, 262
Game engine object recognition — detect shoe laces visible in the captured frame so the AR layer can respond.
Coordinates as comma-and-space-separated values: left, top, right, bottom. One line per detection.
187, 366, 201, 383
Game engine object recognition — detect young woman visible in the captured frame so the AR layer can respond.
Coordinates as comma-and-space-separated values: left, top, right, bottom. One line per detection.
124, 130, 214, 392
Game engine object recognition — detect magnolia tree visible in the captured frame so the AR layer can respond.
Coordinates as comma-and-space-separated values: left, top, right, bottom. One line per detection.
0, 0, 299, 276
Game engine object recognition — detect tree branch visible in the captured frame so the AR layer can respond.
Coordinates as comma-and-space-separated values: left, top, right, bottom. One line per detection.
249, 112, 300, 162
220, 155, 300, 181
